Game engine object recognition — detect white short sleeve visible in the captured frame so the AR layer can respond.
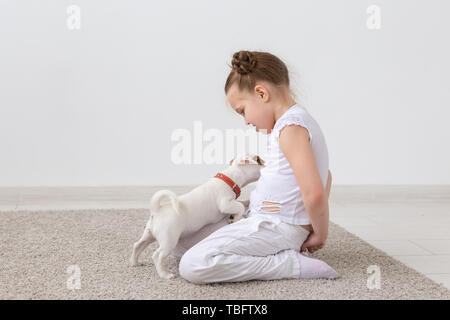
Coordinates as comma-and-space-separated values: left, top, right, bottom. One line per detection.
276, 116, 312, 144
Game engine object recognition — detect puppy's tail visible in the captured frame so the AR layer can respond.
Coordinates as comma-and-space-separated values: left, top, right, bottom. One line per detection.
150, 190, 180, 215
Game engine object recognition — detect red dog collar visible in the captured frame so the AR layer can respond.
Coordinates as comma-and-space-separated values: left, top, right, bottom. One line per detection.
214, 173, 241, 199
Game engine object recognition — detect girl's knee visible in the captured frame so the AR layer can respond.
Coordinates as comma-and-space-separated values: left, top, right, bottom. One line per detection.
179, 250, 209, 284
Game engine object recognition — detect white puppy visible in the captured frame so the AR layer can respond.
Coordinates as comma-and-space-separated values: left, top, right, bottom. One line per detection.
129, 153, 265, 279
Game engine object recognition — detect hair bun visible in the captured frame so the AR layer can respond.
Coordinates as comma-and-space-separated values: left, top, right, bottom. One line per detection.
231, 51, 257, 75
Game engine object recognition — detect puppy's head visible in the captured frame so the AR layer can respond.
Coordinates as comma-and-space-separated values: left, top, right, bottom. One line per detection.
228, 153, 265, 186
229, 154, 265, 167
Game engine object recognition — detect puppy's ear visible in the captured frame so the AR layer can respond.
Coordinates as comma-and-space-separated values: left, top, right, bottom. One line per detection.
229, 158, 235, 166
253, 155, 265, 166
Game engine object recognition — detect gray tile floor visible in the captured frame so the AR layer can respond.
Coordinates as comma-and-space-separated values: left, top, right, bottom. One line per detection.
330, 201, 450, 289
1, 185, 450, 290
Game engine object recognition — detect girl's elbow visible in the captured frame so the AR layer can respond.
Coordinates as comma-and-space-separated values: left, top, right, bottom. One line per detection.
304, 191, 326, 206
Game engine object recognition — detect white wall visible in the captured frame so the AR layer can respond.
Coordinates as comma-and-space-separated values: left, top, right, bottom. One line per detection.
1, 0, 449, 187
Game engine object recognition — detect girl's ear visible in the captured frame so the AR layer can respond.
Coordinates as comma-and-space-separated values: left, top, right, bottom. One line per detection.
254, 84, 269, 102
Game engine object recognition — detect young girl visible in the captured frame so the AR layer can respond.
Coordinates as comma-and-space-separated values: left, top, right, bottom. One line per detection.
173, 50, 338, 284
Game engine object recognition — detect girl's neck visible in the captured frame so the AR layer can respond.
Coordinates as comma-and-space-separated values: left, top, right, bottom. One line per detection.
273, 96, 297, 123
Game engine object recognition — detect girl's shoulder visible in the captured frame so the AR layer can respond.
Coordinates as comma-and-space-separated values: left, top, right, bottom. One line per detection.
273, 105, 312, 142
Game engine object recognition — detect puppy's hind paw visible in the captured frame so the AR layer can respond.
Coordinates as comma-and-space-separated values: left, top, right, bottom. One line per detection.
129, 256, 141, 267
161, 272, 175, 280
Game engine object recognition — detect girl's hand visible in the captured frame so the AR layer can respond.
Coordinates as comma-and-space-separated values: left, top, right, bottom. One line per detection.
300, 231, 326, 254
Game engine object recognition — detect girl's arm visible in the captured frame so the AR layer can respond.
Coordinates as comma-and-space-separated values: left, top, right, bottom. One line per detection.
326, 170, 332, 199
279, 125, 329, 241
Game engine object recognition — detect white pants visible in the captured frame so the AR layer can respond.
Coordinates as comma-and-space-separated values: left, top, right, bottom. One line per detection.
176, 211, 311, 284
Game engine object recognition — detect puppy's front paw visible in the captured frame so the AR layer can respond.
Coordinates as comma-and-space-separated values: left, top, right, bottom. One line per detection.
228, 214, 243, 224
238, 199, 250, 208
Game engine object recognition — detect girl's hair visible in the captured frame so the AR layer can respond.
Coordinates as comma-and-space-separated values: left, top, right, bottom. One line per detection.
224, 50, 291, 95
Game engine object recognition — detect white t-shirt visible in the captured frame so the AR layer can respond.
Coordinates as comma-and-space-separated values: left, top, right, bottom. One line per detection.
248, 103, 329, 225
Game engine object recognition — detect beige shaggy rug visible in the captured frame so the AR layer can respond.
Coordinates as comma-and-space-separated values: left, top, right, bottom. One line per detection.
0, 208, 449, 300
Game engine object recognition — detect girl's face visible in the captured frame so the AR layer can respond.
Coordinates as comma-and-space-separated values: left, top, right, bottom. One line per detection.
226, 82, 275, 135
